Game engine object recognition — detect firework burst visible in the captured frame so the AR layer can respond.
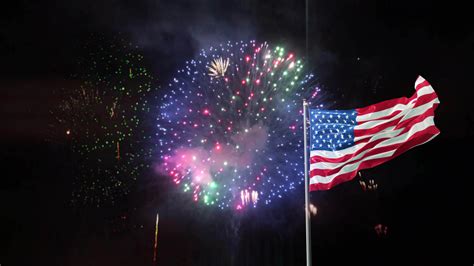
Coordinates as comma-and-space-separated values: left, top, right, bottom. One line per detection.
53, 37, 156, 207
207, 57, 230, 77
156, 40, 322, 210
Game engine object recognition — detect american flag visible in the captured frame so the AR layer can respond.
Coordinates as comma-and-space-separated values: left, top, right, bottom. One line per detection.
308, 76, 440, 191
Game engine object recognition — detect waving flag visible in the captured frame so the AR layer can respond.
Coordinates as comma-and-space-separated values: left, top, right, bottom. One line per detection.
309, 76, 440, 191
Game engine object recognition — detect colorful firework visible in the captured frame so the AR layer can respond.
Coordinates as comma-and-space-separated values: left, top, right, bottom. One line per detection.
156, 40, 322, 210
53, 37, 155, 206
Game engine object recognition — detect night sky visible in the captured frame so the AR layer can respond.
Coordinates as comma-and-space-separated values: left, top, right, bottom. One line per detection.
1, 0, 472, 265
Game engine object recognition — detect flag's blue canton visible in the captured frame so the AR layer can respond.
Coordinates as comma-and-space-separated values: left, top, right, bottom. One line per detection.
309, 109, 358, 151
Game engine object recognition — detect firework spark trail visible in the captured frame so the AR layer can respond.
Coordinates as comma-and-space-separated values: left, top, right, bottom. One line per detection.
156, 40, 322, 210
153, 212, 159, 262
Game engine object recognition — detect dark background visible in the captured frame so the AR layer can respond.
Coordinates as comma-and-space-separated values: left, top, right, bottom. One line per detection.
1, 0, 472, 265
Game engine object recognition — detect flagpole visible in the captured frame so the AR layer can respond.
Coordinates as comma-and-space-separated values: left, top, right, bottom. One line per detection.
303, 99, 312, 266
